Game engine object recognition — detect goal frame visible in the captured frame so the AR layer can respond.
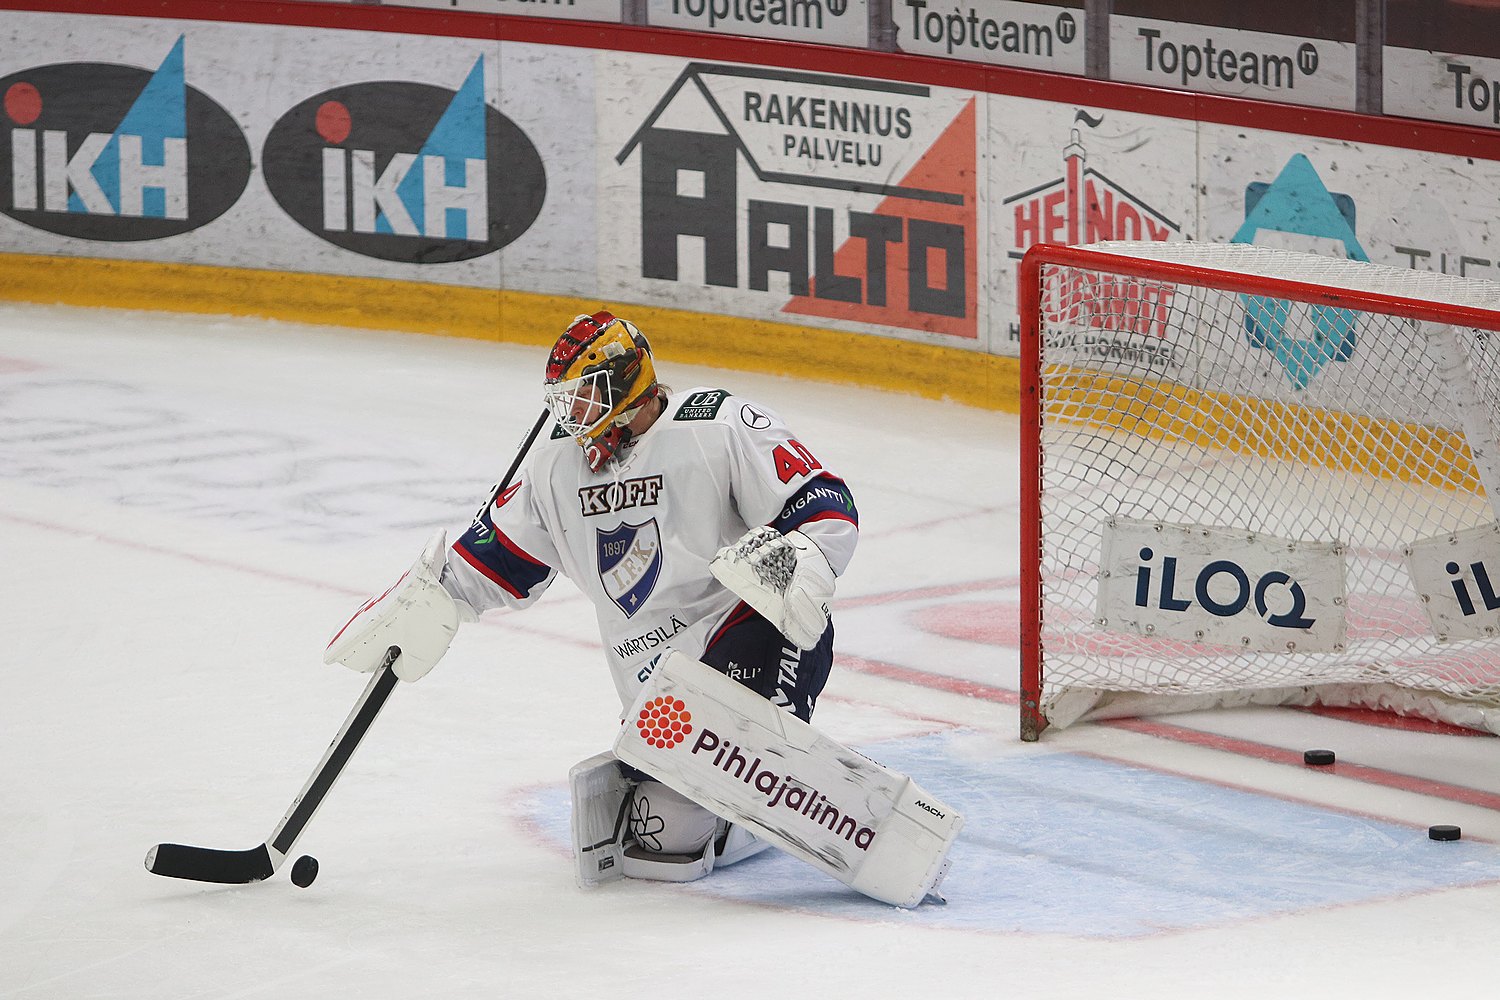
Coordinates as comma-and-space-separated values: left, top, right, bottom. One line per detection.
1018, 241, 1500, 742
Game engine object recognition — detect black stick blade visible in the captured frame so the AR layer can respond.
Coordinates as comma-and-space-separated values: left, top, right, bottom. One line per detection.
146, 842, 276, 884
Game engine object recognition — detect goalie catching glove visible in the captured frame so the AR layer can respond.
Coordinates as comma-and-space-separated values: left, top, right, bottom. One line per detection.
710, 526, 834, 650
324, 529, 476, 682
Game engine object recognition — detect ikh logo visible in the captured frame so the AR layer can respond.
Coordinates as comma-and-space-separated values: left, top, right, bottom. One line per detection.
1134, 546, 1317, 630
0, 37, 251, 240
597, 519, 663, 617
261, 57, 544, 263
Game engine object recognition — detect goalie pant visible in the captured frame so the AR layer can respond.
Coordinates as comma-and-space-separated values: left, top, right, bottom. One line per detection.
569, 601, 834, 886
698, 595, 834, 723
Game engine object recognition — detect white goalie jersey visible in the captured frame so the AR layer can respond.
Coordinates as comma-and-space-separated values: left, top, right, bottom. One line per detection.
440, 388, 859, 709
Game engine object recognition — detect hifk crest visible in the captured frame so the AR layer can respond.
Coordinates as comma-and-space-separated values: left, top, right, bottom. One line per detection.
597, 519, 662, 617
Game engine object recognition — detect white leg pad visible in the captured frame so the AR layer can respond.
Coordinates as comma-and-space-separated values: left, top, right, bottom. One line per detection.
569, 756, 746, 887
569, 751, 634, 888
714, 823, 772, 868
621, 840, 715, 882
614, 653, 963, 908
628, 780, 718, 854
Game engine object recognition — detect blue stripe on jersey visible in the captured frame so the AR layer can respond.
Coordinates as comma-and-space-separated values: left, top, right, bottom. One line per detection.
772, 474, 858, 534
454, 507, 552, 599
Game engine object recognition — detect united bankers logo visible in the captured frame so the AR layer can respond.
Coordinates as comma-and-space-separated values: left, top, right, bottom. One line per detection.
0, 37, 250, 240
598, 519, 662, 617
262, 57, 545, 263
1004, 111, 1180, 260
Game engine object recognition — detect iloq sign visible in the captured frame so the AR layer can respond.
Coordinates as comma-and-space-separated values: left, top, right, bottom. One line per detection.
1406, 522, 1500, 641
1097, 517, 1348, 652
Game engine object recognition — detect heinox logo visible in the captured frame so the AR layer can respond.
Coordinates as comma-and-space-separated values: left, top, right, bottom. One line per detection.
1004, 110, 1181, 260
262, 57, 545, 263
0, 37, 251, 240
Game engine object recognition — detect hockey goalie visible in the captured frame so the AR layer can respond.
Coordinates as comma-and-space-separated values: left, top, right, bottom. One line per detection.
324, 309, 961, 908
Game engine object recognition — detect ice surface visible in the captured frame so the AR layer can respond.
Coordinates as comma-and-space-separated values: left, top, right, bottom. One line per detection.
3, 303, 1499, 999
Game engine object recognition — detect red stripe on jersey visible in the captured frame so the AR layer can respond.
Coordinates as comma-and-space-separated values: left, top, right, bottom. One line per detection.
794, 510, 858, 527
491, 525, 549, 568
705, 601, 758, 655
453, 540, 529, 600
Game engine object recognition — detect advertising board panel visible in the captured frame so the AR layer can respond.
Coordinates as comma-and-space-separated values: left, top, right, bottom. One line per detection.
892, 0, 1085, 75
989, 97, 1196, 356
595, 55, 985, 348
645, 0, 869, 47
384, 0, 625, 22
0, 12, 595, 292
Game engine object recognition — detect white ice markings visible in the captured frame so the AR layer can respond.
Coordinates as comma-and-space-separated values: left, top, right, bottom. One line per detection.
0, 374, 479, 542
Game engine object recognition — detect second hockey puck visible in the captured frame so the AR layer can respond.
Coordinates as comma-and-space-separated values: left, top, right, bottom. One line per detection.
290, 855, 319, 887
1303, 748, 1336, 766
1429, 825, 1462, 842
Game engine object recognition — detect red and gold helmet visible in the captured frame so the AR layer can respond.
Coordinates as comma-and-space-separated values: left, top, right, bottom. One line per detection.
543, 310, 659, 469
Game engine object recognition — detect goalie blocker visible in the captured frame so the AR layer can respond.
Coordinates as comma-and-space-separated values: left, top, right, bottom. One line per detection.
612, 652, 962, 908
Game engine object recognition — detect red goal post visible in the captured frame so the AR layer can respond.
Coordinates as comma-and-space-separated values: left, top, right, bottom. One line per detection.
1018, 241, 1500, 742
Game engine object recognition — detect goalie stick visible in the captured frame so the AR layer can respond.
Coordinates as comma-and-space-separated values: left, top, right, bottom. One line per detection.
146, 407, 552, 884
146, 647, 401, 883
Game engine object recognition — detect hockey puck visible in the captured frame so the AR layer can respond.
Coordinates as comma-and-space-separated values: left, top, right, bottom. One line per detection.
1303, 748, 1336, 766
1429, 825, 1462, 842
290, 855, 319, 887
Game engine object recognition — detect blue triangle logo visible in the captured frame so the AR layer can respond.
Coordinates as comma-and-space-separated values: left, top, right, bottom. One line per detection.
78, 37, 187, 217
384, 57, 487, 238
1231, 154, 1368, 389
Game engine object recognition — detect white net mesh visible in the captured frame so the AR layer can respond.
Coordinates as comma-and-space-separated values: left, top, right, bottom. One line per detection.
1031, 242, 1500, 733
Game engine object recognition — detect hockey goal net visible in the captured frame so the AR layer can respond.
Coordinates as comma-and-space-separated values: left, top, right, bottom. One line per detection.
1019, 241, 1500, 741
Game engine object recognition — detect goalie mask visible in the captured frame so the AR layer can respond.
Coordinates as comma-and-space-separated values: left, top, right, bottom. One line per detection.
544, 310, 660, 471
